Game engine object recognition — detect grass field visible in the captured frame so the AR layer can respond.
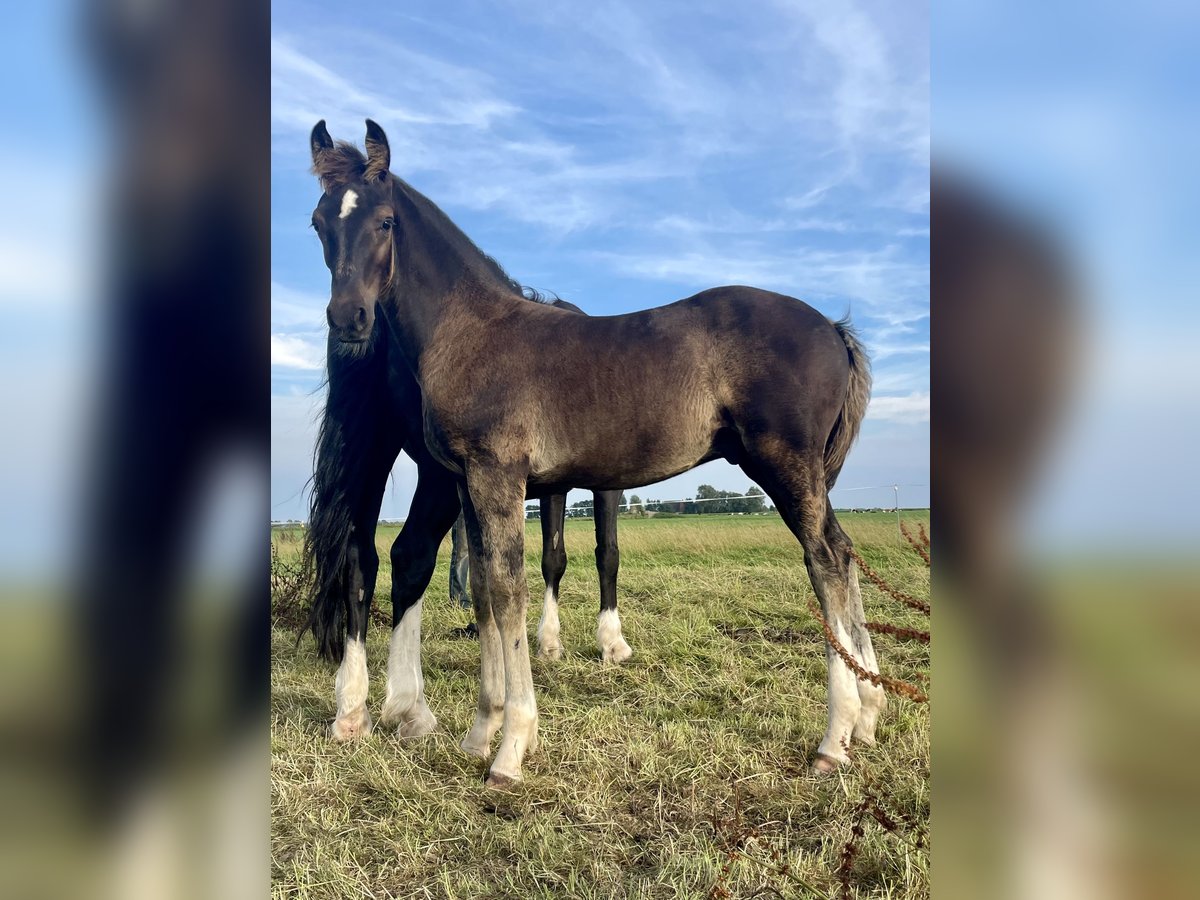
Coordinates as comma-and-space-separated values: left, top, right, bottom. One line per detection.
271, 511, 930, 899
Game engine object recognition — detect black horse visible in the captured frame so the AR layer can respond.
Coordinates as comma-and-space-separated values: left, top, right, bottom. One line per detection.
302, 241, 628, 742
310, 120, 878, 786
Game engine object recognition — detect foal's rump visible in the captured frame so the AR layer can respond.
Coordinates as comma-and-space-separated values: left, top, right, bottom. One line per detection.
691, 286, 858, 488
525, 285, 857, 490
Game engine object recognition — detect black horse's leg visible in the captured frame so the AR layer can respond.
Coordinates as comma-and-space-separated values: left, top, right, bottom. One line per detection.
379, 464, 462, 736
536, 494, 568, 659
593, 490, 631, 662
329, 528, 377, 740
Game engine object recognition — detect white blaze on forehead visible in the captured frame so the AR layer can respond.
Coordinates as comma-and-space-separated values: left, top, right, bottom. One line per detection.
339, 189, 359, 219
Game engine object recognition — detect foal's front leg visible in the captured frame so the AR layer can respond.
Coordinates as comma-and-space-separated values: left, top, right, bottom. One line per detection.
381, 469, 462, 737
458, 470, 538, 786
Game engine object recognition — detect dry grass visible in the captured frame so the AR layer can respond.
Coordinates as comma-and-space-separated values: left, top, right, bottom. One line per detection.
272, 512, 930, 899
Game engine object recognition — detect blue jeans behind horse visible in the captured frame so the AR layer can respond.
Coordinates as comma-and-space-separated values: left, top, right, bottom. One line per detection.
448, 513, 471, 610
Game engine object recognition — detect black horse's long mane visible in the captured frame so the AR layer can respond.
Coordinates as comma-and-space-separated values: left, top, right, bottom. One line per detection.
301, 141, 556, 658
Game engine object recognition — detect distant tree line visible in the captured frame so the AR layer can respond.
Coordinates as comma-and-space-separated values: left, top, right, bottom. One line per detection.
641, 485, 769, 515
526, 486, 772, 519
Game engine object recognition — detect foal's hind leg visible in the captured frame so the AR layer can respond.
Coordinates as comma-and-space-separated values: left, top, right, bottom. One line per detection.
458, 485, 507, 761
594, 490, 632, 663
827, 513, 887, 744
744, 449, 877, 772
537, 494, 567, 660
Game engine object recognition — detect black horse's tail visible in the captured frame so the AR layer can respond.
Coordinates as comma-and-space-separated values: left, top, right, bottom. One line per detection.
824, 316, 872, 490
300, 337, 385, 663
300, 488, 353, 662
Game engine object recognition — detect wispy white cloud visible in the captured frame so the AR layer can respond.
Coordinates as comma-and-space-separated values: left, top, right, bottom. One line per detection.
866, 311, 930, 362
272, 0, 928, 233
870, 363, 930, 395
649, 211, 928, 238
780, 0, 928, 165
271, 281, 327, 372
272, 37, 519, 136
784, 183, 838, 211
595, 244, 927, 315
272, 281, 326, 331
271, 334, 324, 370
872, 342, 930, 361
0, 159, 98, 309
867, 391, 930, 424
273, 33, 676, 232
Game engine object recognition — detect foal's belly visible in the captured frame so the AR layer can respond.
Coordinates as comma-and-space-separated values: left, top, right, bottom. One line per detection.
529, 419, 729, 493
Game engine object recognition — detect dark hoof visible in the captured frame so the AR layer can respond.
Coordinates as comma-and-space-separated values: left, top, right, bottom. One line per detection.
811, 753, 844, 775
484, 771, 518, 790
450, 622, 479, 640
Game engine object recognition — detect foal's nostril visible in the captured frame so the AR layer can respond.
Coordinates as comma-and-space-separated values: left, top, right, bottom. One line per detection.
355, 306, 368, 328
326, 306, 335, 329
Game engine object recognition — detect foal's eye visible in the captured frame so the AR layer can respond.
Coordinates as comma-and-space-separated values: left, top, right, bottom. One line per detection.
380, 218, 393, 232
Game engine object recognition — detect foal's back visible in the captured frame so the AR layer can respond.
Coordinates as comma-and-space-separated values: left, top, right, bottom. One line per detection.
439, 285, 851, 490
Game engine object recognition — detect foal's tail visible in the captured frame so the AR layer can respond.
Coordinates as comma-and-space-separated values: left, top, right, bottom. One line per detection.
824, 316, 872, 490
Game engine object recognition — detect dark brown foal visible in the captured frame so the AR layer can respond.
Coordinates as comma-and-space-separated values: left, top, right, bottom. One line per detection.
309, 120, 880, 785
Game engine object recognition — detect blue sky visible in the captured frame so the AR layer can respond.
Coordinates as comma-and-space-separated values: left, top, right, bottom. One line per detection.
934, 3, 1200, 549
271, 0, 930, 521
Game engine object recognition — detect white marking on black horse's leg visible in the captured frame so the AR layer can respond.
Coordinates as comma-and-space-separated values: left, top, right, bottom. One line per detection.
538, 503, 567, 661
597, 608, 632, 663
380, 598, 437, 738
592, 491, 629, 663
537, 585, 563, 660
338, 188, 358, 218
848, 564, 886, 744
331, 635, 371, 740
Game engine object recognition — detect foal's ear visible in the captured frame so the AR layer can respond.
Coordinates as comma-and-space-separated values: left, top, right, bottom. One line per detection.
364, 119, 391, 182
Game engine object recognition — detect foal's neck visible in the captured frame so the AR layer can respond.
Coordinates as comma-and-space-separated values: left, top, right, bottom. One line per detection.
386, 272, 512, 353
383, 178, 526, 366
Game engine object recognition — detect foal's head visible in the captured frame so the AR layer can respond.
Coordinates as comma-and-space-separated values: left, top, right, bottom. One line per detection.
309, 119, 396, 351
